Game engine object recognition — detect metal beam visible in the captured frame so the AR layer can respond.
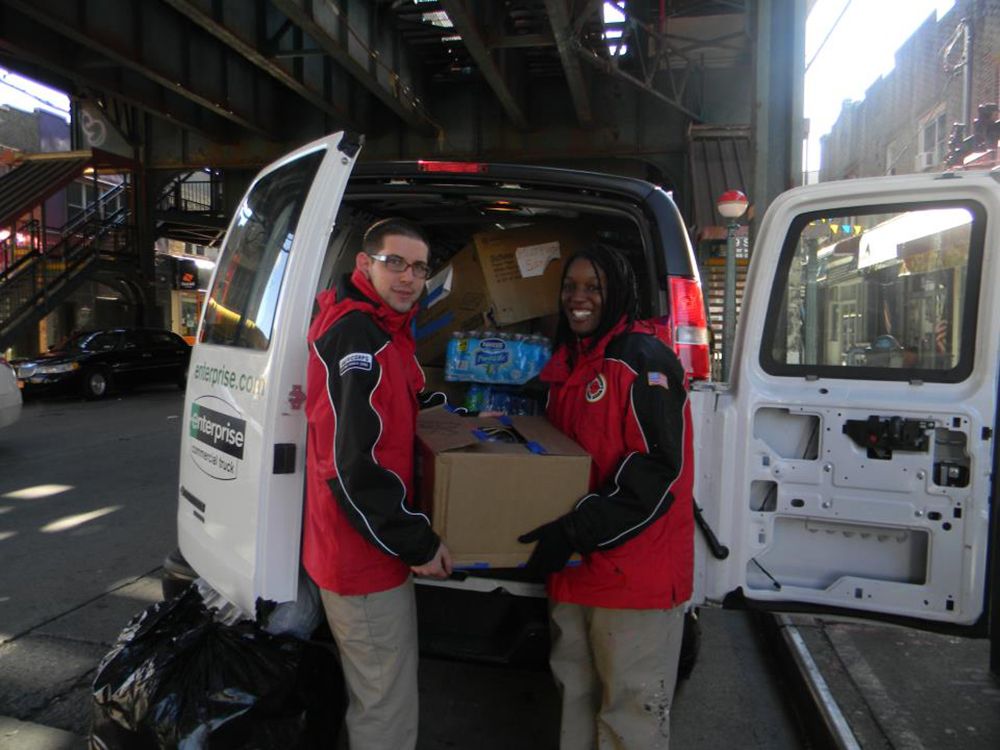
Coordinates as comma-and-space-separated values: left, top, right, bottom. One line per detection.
0, 29, 231, 144
439, 0, 528, 130
573, 42, 702, 121
666, 31, 749, 57
488, 34, 555, 50
574, 0, 605, 35
544, 0, 592, 127
162, 0, 358, 130
2, 0, 274, 139
560, 0, 707, 122
269, 0, 437, 136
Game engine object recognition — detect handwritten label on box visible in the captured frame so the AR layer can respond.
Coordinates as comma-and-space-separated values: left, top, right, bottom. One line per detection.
515, 241, 561, 278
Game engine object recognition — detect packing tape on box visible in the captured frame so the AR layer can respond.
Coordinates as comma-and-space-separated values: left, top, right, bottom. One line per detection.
415, 310, 455, 340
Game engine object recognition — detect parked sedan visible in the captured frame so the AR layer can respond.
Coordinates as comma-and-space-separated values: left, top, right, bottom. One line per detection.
0, 358, 22, 426
16, 328, 191, 399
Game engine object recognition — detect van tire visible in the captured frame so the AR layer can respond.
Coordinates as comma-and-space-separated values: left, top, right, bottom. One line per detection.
162, 547, 198, 600
82, 368, 111, 399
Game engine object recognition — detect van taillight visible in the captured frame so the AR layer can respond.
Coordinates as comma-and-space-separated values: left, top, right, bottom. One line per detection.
668, 276, 711, 381
417, 160, 488, 174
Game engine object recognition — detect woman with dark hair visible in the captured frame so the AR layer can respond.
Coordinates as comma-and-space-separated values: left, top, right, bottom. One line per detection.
519, 243, 694, 750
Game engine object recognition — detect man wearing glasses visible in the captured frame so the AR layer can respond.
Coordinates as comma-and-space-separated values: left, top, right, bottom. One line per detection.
304, 217, 452, 749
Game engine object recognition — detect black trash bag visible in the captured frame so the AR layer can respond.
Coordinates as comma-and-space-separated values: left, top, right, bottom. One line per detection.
91, 587, 345, 749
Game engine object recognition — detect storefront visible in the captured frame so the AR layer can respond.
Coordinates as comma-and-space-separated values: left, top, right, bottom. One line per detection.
156, 246, 215, 345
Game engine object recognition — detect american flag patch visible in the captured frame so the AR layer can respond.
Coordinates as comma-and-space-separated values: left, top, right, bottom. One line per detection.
647, 372, 669, 389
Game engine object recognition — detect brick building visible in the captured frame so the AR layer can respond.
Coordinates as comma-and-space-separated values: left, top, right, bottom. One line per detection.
820, 0, 1000, 180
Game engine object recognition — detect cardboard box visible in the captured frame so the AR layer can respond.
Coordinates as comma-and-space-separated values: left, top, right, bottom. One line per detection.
416, 409, 592, 568
416, 244, 490, 364
472, 222, 588, 325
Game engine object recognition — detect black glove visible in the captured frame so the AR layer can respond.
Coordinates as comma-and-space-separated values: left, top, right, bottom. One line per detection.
518, 519, 575, 575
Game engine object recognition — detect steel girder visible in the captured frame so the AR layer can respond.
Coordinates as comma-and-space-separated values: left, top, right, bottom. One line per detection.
0, 0, 762, 175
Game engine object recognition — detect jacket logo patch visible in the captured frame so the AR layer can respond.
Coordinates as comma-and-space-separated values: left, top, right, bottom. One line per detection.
339, 352, 373, 375
585, 374, 607, 403
647, 372, 670, 390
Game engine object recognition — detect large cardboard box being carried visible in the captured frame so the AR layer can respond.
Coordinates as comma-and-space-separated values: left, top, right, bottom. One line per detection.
416, 408, 592, 568
473, 222, 588, 325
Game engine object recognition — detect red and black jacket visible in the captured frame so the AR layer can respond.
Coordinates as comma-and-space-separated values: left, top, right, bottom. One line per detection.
303, 269, 439, 595
541, 318, 694, 609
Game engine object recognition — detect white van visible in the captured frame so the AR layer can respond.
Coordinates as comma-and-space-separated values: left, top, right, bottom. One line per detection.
172, 132, 997, 661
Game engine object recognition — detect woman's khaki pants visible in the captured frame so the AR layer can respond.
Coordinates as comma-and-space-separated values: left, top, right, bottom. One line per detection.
550, 601, 685, 750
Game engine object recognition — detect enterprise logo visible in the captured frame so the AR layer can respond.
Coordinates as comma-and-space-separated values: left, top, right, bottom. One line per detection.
190, 402, 246, 459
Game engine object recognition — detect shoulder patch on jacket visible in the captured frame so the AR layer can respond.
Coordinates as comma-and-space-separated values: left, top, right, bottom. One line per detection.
339, 352, 373, 375
646, 371, 670, 390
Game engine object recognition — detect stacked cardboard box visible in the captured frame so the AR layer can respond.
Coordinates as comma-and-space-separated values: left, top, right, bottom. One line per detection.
415, 222, 589, 363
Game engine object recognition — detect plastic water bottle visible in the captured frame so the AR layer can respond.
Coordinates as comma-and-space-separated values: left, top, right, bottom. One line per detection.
464, 330, 482, 382
496, 333, 513, 382
445, 331, 462, 381
465, 383, 486, 412
510, 334, 529, 383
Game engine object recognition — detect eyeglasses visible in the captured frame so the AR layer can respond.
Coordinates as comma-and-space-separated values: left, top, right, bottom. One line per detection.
368, 253, 431, 279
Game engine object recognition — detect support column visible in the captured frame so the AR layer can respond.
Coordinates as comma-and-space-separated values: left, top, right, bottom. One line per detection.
751, 0, 806, 226
135, 115, 158, 326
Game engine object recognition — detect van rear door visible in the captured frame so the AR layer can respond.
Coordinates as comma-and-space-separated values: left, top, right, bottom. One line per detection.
699, 171, 999, 634
177, 132, 360, 613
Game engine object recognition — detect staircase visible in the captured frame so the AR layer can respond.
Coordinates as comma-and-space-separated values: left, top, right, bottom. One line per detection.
0, 182, 135, 351
0, 155, 234, 352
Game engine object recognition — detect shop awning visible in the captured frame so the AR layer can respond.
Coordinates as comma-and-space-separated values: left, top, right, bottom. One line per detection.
0, 149, 136, 228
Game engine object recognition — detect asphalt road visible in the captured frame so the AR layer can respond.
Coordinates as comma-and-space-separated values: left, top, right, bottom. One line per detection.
0, 386, 806, 748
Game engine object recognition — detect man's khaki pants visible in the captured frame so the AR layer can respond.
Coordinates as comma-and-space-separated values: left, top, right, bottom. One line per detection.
320, 579, 419, 750
550, 602, 685, 750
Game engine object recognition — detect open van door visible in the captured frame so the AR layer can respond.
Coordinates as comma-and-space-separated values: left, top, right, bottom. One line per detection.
698, 171, 999, 635
177, 132, 361, 613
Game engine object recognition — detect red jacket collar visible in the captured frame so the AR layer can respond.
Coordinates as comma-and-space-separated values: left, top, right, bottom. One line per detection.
348, 268, 418, 334
540, 317, 631, 384
309, 269, 418, 344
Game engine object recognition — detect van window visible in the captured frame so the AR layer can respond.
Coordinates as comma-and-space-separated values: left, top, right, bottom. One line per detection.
762, 202, 983, 382
200, 151, 325, 350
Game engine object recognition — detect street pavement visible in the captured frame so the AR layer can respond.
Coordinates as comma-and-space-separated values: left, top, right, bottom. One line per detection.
0, 387, 997, 748
788, 613, 1000, 749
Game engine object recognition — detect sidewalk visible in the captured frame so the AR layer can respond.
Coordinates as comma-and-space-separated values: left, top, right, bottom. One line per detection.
784, 614, 1000, 749
0, 716, 85, 750
3, 603, 997, 748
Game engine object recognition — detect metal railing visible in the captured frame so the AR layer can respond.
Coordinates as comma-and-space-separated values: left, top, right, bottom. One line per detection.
0, 184, 135, 344
157, 170, 223, 214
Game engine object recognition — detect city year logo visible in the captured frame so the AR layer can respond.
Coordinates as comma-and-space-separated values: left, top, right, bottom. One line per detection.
585, 374, 607, 403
